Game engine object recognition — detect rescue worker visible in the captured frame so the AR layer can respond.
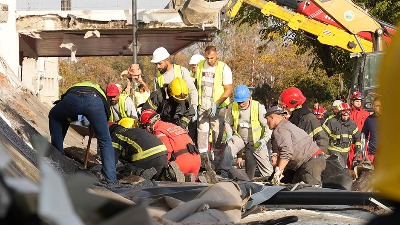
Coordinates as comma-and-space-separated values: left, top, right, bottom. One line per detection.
150, 47, 198, 109
366, 33, 399, 225
106, 83, 138, 122
348, 91, 370, 168
361, 97, 381, 163
266, 106, 326, 185
322, 102, 362, 168
187, 54, 205, 143
218, 85, 273, 180
323, 100, 343, 123
312, 102, 325, 122
49, 81, 117, 184
109, 118, 168, 180
142, 77, 195, 130
189, 54, 205, 81
140, 109, 201, 182
279, 87, 329, 154
196, 46, 233, 165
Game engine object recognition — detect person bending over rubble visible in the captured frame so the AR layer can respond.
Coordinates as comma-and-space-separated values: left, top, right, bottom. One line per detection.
108, 118, 168, 180
265, 106, 326, 185
217, 84, 273, 180
49, 81, 117, 184
142, 77, 195, 130
140, 109, 201, 182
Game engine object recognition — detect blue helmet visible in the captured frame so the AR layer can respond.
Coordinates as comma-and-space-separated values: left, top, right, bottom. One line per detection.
234, 84, 251, 102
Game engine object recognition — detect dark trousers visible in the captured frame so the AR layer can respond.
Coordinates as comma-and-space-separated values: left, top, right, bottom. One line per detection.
293, 157, 326, 185
49, 92, 117, 182
123, 154, 168, 179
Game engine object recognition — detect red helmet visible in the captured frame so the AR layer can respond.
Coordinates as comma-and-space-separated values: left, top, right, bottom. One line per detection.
140, 109, 159, 125
339, 102, 351, 115
106, 83, 120, 97
279, 87, 306, 109
350, 91, 364, 100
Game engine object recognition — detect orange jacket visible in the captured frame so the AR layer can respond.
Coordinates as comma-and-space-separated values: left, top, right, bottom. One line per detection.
153, 120, 194, 161
350, 106, 370, 130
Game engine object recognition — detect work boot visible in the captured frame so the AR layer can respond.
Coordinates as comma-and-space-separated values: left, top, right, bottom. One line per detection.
200, 152, 218, 184
140, 167, 157, 180
160, 162, 185, 182
184, 173, 196, 183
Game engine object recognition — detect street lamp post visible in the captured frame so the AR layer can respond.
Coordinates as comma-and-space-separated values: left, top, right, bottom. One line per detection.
132, 0, 138, 63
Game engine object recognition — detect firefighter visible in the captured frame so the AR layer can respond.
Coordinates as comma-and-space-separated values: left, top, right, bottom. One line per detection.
347, 91, 370, 168
106, 83, 138, 122
218, 84, 273, 180
140, 109, 201, 182
366, 32, 400, 225
266, 106, 326, 185
322, 102, 362, 168
279, 87, 329, 154
142, 77, 195, 130
323, 100, 343, 124
49, 81, 117, 184
109, 118, 168, 180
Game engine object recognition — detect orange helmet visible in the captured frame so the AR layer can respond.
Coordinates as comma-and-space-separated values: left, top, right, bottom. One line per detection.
279, 87, 306, 109
339, 102, 351, 115
350, 91, 364, 100
140, 109, 160, 126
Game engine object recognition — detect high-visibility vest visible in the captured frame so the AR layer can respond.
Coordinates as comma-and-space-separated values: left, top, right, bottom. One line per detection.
70, 81, 107, 99
157, 64, 182, 87
232, 100, 263, 147
109, 94, 129, 122
196, 60, 230, 107
135, 91, 149, 106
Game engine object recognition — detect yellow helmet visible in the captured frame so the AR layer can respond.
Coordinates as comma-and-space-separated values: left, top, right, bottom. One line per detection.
168, 77, 189, 102
373, 30, 400, 202
118, 118, 139, 128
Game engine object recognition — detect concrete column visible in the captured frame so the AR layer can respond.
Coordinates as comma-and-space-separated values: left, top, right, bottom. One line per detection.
0, 0, 19, 78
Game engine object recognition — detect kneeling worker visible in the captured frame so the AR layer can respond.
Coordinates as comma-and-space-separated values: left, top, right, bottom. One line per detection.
218, 84, 273, 180
140, 109, 201, 182
265, 106, 326, 185
109, 118, 168, 180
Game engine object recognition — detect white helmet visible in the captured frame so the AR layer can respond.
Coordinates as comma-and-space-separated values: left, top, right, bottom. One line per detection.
332, 100, 343, 107
151, 47, 170, 63
189, 54, 205, 65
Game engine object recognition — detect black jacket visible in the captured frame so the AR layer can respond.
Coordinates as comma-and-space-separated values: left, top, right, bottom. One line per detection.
289, 102, 329, 153
142, 88, 195, 129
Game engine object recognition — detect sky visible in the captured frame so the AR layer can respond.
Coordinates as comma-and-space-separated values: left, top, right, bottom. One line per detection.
17, 0, 170, 11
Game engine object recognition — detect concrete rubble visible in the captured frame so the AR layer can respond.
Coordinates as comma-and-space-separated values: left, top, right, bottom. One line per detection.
0, 71, 389, 224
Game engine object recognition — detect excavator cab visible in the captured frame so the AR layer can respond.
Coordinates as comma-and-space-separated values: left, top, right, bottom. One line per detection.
350, 52, 383, 111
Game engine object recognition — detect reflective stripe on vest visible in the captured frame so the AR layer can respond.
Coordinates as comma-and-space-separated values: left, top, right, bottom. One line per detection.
112, 134, 167, 161
196, 60, 230, 107
157, 64, 182, 87
70, 81, 107, 99
109, 94, 128, 122
232, 100, 263, 147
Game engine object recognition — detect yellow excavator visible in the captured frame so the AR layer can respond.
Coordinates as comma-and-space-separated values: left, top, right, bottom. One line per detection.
177, 0, 396, 111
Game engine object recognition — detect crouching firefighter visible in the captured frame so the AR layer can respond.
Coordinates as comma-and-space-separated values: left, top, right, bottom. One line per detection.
140, 109, 201, 182
108, 118, 168, 180
142, 77, 195, 130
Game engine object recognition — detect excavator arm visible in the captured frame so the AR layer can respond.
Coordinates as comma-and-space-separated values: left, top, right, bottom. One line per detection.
179, 0, 395, 53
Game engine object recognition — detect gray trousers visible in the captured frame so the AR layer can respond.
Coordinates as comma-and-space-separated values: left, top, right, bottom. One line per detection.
218, 142, 273, 179
197, 107, 225, 153
293, 157, 326, 185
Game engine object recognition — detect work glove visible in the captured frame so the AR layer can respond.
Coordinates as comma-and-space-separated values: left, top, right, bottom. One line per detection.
209, 103, 219, 118
271, 167, 284, 185
225, 132, 233, 143
256, 139, 267, 152
192, 105, 198, 122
